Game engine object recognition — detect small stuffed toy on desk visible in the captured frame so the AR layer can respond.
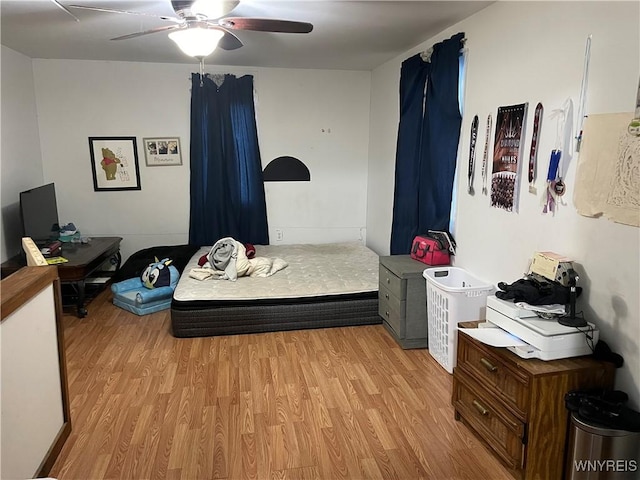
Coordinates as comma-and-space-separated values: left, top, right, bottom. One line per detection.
111, 257, 179, 315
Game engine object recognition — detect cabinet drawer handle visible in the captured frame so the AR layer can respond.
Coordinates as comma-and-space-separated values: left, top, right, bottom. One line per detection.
385, 293, 389, 300
385, 311, 390, 317
386, 277, 390, 284
472, 400, 489, 416
480, 357, 498, 372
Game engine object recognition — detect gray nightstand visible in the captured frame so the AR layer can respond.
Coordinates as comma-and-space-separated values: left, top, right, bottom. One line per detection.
378, 255, 431, 349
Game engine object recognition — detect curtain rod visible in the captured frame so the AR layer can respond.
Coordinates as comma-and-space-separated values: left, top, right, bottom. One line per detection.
420, 35, 466, 52
420, 36, 467, 61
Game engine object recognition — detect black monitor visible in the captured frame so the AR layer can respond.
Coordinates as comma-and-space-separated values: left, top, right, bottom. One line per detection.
19, 183, 60, 245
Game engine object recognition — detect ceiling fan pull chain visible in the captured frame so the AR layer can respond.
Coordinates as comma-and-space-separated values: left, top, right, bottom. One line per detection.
199, 58, 205, 86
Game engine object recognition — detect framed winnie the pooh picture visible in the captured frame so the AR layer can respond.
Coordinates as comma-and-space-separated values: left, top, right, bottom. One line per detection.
88, 137, 141, 191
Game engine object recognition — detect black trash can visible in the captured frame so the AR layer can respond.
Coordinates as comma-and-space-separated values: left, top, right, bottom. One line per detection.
565, 413, 640, 479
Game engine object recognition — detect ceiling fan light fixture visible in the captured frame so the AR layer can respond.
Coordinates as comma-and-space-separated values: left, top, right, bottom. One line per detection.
168, 28, 225, 58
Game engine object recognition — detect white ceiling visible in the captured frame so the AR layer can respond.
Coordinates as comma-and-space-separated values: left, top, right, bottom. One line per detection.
1, 1, 491, 70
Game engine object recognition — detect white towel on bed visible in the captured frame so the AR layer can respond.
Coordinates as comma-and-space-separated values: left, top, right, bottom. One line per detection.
247, 256, 288, 277
189, 267, 223, 281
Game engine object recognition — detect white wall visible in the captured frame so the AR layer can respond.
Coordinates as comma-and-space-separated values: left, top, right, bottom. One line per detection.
0, 46, 45, 262
260, 69, 371, 244
30, 60, 371, 261
367, 1, 640, 408
367, 57, 401, 255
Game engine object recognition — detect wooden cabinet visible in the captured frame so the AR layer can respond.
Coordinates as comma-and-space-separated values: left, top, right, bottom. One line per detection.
453, 323, 615, 480
378, 255, 429, 349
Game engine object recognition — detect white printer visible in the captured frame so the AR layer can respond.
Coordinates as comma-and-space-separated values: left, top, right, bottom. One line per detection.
485, 295, 598, 360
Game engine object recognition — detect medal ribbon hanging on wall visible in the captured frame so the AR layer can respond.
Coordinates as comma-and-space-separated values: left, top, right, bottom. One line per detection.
543, 98, 574, 214
528, 102, 544, 194
481, 114, 492, 195
490, 103, 528, 212
467, 115, 479, 195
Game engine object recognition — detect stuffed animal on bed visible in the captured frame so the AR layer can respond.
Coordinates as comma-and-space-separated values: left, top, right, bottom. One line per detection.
111, 257, 180, 314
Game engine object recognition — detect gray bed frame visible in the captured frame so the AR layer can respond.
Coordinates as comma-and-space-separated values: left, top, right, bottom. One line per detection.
170, 293, 380, 338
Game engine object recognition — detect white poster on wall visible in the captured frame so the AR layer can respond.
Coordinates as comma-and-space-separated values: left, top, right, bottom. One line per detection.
574, 112, 639, 227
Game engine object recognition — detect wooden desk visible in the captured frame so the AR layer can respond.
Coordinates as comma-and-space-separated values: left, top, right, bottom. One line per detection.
1, 237, 122, 317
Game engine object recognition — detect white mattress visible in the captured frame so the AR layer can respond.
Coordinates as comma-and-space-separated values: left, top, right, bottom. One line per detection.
173, 242, 379, 302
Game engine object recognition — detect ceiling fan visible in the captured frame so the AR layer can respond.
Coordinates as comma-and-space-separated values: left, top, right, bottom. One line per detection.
64, 0, 314, 57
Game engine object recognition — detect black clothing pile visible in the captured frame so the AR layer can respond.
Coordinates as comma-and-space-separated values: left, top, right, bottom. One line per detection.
565, 388, 640, 432
593, 340, 624, 368
496, 275, 581, 305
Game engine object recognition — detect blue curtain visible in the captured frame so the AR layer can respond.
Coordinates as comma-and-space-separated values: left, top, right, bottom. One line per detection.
189, 73, 269, 246
390, 32, 465, 255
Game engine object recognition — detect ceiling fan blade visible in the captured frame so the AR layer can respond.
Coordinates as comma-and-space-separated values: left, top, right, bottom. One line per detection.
51, 0, 80, 22
171, 0, 195, 15
219, 17, 313, 34
111, 25, 181, 41
68, 4, 181, 22
191, 0, 240, 18
217, 30, 243, 51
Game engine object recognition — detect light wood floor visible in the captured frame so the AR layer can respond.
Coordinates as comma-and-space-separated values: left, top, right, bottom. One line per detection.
50, 289, 513, 480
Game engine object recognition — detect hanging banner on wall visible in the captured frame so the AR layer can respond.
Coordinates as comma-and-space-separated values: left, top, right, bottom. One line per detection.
490, 103, 528, 212
574, 112, 639, 227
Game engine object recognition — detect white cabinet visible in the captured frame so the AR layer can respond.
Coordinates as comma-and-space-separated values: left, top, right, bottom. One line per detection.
1, 267, 70, 479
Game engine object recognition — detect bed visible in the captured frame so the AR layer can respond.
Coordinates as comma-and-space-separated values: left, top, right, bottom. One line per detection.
170, 242, 381, 338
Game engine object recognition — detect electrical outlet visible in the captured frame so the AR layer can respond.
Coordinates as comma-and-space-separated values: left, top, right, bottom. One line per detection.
275, 229, 283, 241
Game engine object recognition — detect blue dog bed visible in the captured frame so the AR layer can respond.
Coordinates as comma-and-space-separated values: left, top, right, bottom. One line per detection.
112, 290, 172, 315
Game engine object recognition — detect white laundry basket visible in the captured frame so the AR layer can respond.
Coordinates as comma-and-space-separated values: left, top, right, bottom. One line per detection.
423, 267, 494, 373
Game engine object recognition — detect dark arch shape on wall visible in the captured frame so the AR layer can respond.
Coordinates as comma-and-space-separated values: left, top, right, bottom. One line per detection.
263, 156, 310, 182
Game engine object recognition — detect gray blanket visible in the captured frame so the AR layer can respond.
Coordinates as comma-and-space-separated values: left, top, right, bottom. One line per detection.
207, 237, 239, 280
